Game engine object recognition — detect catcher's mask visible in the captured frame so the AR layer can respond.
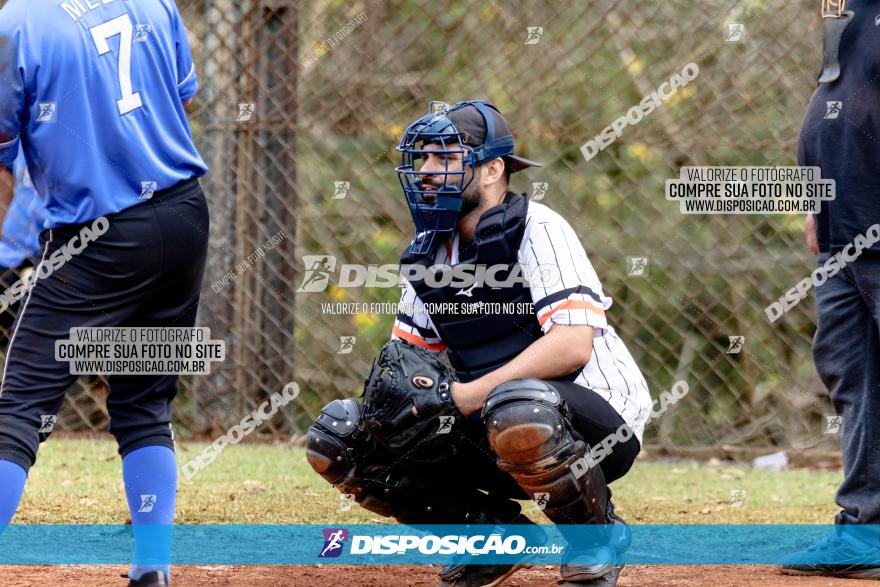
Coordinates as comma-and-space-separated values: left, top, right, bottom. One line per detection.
395, 100, 540, 256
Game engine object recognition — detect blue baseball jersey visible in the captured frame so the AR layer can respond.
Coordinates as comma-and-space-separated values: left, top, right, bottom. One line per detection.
0, 149, 44, 268
0, 0, 207, 228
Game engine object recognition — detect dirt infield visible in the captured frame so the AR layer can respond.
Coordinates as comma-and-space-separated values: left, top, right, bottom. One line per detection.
0, 565, 869, 586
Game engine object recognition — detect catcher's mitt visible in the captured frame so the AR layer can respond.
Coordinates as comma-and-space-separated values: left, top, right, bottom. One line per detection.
360, 340, 462, 463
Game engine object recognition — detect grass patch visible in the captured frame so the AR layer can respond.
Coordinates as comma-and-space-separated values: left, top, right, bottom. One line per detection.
16, 439, 841, 524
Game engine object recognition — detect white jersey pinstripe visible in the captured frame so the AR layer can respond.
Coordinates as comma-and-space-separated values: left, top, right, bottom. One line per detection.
392, 201, 653, 443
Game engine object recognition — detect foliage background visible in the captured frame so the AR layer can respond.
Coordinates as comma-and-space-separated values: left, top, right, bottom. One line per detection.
14, 0, 834, 454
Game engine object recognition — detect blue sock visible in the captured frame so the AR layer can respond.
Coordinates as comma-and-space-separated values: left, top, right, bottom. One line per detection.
122, 446, 177, 582
0, 460, 27, 526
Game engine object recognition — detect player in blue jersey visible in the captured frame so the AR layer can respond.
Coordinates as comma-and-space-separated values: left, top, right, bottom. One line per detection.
0, 149, 44, 341
0, 2, 209, 586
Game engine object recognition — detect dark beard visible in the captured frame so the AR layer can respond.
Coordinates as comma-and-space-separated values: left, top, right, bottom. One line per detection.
457, 173, 482, 216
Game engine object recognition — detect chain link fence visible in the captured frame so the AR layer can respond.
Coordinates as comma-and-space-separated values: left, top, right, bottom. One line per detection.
7, 0, 837, 455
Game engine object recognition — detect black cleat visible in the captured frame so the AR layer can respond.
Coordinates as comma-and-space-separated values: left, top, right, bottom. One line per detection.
436, 513, 544, 586
559, 563, 624, 586
559, 513, 630, 584
779, 532, 880, 580
122, 571, 169, 587
559, 547, 618, 583
438, 562, 530, 587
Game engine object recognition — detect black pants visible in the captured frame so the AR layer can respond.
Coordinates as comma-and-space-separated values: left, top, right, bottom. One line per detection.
415, 380, 640, 501
0, 178, 209, 471
0, 266, 25, 339
814, 252, 880, 525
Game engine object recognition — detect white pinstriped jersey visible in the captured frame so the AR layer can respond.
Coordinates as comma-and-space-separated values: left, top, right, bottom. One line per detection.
392, 201, 653, 442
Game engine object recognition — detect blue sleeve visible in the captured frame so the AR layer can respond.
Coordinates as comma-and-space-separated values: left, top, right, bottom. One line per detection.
0, 3, 28, 169
172, 7, 199, 102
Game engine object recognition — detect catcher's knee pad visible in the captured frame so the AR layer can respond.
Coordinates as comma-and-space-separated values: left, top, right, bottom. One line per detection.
306, 398, 366, 486
308, 398, 408, 518
306, 398, 397, 517
482, 379, 609, 526
307, 398, 516, 524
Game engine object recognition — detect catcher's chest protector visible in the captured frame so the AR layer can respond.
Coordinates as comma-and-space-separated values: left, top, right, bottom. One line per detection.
401, 192, 543, 382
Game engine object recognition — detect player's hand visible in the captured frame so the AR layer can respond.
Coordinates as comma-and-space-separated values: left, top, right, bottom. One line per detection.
805, 214, 819, 255
451, 381, 485, 417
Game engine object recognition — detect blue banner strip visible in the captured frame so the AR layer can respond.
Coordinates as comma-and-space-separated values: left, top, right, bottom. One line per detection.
0, 524, 877, 565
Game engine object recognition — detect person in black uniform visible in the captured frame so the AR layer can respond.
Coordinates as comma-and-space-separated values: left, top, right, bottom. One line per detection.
782, 0, 880, 578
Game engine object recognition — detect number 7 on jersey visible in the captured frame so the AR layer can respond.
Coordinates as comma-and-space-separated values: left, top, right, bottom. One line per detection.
90, 14, 143, 116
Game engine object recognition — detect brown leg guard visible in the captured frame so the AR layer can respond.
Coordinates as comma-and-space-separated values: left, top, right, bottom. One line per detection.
482, 379, 610, 527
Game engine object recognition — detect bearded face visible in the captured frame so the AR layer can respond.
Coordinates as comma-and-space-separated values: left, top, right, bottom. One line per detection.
456, 165, 483, 216
418, 143, 483, 217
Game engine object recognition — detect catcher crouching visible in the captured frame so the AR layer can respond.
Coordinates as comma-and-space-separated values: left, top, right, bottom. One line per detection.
306, 100, 652, 587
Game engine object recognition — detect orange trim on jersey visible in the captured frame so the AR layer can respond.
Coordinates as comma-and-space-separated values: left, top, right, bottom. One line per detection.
444, 239, 452, 259
538, 300, 606, 327
392, 326, 447, 351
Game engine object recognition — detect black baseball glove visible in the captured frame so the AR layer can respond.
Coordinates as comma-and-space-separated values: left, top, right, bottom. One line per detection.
360, 340, 462, 463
